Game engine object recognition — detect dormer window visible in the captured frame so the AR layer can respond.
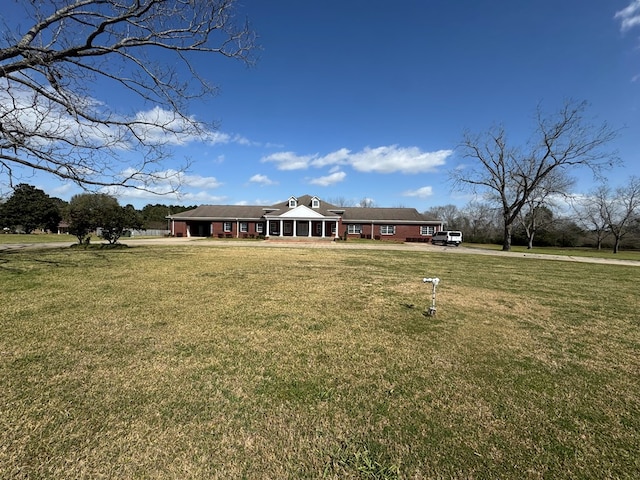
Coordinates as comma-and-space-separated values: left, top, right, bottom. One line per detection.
288, 196, 297, 208
311, 197, 320, 209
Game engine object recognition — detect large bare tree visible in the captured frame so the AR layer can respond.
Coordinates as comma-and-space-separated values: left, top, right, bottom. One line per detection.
452, 101, 617, 251
517, 169, 574, 249
572, 185, 611, 250
595, 178, 640, 253
0, 0, 254, 191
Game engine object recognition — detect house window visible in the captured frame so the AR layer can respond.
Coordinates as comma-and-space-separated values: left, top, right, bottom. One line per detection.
315, 223, 322, 234
284, 222, 292, 234
223, 222, 232, 232
256, 223, 264, 234
380, 225, 395, 235
347, 224, 361, 234
288, 197, 297, 208
331, 224, 337, 234
312, 197, 320, 208
240, 222, 248, 233
421, 225, 436, 235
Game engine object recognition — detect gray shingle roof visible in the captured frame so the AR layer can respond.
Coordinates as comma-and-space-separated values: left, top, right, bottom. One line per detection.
341, 207, 428, 223
168, 204, 265, 220
168, 194, 439, 223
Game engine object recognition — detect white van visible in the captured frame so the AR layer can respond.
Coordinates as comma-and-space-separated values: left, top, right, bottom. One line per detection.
431, 230, 463, 246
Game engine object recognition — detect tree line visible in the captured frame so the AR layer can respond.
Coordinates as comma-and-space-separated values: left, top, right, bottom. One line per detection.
424, 176, 640, 254
0, 184, 195, 244
2, 181, 638, 252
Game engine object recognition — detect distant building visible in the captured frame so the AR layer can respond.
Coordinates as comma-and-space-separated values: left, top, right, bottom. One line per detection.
168, 194, 443, 242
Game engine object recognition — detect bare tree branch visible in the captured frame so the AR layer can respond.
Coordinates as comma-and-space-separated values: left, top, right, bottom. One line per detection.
451, 100, 619, 250
0, 0, 256, 192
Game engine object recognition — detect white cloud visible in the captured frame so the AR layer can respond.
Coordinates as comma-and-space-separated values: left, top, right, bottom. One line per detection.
50, 183, 77, 196
133, 108, 251, 147
249, 174, 277, 186
309, 148, 352, 168
115, 168, 222, 194
402, 186, 434, 198
263, 145, 453, 174
350, 146, 451, 174
110, 185, 227, 204
615, 1, 640, 32
0, 83, 252, 152
261, 151, 313, 170
178, 191, 228, 204
180, 173, 222, 189
308, 171, 347, 186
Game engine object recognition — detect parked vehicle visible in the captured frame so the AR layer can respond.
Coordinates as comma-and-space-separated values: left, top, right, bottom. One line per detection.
431, 230, 463, 246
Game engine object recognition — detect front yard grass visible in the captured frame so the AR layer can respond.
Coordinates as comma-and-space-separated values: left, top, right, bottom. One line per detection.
465, 242, 640, 262
1, 244, 638, 478
0, 233, 76, 244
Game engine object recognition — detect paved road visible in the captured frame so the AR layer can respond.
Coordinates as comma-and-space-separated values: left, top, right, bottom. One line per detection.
1, 236, 638, 267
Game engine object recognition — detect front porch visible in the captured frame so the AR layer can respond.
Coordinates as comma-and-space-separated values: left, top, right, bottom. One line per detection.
266, 219, 338, 238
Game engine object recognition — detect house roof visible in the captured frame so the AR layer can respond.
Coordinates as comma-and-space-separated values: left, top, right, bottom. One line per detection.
341, 207, 430, 223
168, 194, 440, 224
168, 204, 265, 220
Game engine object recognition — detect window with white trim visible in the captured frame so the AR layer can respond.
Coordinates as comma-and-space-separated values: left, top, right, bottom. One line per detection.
347, 224, 361, 234
240, 222, 248, 233
420, 225, 436, 235
380, 225, 395, 235
288, 197, 297, 207
256, 223, 264, 233
312, 197, 320, 208
223, 222, 232, 232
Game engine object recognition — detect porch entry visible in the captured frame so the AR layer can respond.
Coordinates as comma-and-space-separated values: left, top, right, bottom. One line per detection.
266, 219, 338, 238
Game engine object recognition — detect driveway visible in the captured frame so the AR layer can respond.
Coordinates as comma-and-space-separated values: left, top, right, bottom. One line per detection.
1, 236, 638, 267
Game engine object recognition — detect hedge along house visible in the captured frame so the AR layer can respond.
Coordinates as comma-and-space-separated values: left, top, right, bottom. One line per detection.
168, 194, 443, 241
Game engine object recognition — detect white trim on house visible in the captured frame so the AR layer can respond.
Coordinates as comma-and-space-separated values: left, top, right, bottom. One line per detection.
277, 205, 326, 219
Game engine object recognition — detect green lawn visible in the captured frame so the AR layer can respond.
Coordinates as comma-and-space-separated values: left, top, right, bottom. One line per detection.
0, 233, 77, 244
1, 244, 638, 478
465, 242, 640, 262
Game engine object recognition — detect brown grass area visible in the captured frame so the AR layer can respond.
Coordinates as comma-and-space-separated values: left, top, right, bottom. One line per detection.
1, 245, 639, 478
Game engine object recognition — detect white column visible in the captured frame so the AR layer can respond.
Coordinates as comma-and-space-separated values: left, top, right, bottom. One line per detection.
321, 221, 325, 237
335, 220, 339, 238
293, 220, 297, 237
279, 220, 283, 236
308, 221, 311, 237
266, 219, 270, 237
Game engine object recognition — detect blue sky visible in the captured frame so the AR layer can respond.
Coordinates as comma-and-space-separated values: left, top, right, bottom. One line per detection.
6, 0, 640, 210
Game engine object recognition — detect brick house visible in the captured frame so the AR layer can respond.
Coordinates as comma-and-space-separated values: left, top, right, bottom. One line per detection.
168, 194, 443, 241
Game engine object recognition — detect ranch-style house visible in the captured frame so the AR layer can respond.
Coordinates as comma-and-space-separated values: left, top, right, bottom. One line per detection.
168, 194, 443, 242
